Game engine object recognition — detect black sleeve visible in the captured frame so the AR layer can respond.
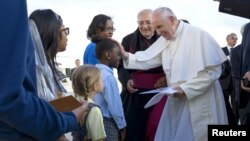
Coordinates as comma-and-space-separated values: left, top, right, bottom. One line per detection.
230, 46, 241, 77
70, 68, 75, 81
117, 36, 132, 89
220, 60, 231, 79
242, 23, 250, 72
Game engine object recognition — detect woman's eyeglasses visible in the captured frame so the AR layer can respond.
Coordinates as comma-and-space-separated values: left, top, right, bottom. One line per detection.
104, 27, 116, 32
61, 27, 69, 35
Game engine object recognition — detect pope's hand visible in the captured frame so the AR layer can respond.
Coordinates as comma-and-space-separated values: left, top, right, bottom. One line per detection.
172, 86, 185, 97
111, 38, 129, 59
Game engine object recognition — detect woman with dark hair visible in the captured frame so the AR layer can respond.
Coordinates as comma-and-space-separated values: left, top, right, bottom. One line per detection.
29, 9, 71, 141
0, 2, 88, 140
29, 9, 69, 98
83, 14, 115, 65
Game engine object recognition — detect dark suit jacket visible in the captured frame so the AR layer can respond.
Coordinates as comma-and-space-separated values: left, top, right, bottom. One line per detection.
221, 46, 238, 124
219, 50, 236, 124
70, 67, 76, 81
230, 45, 241, 101
220, 60, 233, 90
230, 45, 242, 120
220, 47, 232, 91
242, 23, 250, 75
239, 23, 250, 113
222, 46, 230, 56
219, 0, 250, 19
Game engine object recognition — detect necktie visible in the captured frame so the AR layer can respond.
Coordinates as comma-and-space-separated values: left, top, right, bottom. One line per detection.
228, 48, 233, 61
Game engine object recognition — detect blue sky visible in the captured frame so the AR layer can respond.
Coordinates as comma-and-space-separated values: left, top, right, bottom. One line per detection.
27, 0, 249, 68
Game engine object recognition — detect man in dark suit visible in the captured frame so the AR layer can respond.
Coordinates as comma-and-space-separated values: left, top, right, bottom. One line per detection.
230, 44, 242, 123
229, 24, 247, 124
239, 23, 250, 125
230, 23, 250, 125
215, 0, 250, 125
222, 33, 238, 59
70, 59, 81, 80
220, 33, 238, 124
221, 33, 237, 99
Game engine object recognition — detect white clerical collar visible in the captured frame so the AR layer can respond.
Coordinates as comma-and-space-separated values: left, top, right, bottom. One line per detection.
172, 20, 184, 40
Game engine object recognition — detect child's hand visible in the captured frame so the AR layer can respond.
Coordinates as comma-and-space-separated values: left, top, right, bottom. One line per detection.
119, 128, 126, 141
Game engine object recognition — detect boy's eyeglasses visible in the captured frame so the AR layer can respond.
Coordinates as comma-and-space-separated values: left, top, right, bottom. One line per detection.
61, 27, 69, 35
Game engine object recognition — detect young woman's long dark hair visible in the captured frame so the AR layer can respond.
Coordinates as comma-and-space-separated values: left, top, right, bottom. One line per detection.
29, 9, 63, 89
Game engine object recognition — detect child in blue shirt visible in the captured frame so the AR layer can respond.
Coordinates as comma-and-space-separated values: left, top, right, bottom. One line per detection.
94, 38, 126, 141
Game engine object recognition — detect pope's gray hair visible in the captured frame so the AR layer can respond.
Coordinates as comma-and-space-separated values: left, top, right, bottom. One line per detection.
154, 7, 176, 18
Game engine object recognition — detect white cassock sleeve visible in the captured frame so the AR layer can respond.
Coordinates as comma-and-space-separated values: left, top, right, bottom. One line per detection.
180, 64, 222, 100
123, 52, 162, 70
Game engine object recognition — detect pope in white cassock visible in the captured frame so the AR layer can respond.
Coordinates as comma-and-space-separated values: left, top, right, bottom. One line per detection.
118, 7, 228, 141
